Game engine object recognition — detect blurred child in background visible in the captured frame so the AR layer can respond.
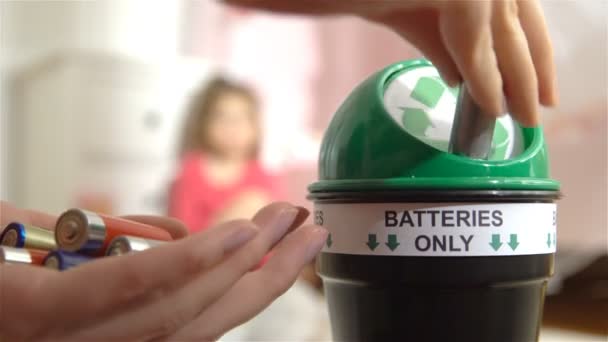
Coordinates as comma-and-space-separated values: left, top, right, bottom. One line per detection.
169, 77, 278, 232
169, 77, 329, 341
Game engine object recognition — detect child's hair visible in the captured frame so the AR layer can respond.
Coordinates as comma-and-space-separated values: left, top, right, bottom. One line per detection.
179, 77, 260, 158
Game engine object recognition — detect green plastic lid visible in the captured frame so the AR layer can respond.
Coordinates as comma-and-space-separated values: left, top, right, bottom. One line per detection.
310, 59, 560, 192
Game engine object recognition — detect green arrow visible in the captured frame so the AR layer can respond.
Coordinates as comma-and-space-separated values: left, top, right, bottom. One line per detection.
431, 76, 459, 99
326, 234, 332, 248
547, 233, 552, 248
385, 234, 400, 251
411, 77, 445, 108
366, 234, 380, 251
401, 107, 435, 137
552, 233, 556, 247
489, 234, 503, 251
507, 234, 519, 250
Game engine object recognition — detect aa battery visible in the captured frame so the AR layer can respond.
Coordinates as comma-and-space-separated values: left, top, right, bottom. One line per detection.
0, 246, 48, 265
54, 208, 172, 255
105, 235, 164, 256
43, 250, 93, 270
0, 222, 57, 250
449, 84, 497, 159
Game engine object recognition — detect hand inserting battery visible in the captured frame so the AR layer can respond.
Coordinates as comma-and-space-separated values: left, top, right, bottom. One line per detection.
0, 201, 326, 341
227, 0, 558, 127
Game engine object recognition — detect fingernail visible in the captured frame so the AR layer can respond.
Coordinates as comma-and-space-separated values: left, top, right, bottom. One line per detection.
439, 72, 458, 88
518, 114, 538, 128
292, 206, 310, 229
276, 207, 299, 231
550, 74, 559, 106
305, 227, 328, 260
446, 76, 460, 88
551, 87, 559, 106
224, 224, 258, 252
264, 207, 299, 243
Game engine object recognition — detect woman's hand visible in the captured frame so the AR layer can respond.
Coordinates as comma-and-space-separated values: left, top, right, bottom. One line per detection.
361, 0, 557, 127
227, 0, 558, 127
0, 201, 326, 341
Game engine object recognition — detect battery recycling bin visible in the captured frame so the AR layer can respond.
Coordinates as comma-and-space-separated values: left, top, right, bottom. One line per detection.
308, 59, 560, 342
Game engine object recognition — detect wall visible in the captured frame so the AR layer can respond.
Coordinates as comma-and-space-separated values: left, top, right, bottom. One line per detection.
0, 0, 186, 209
1, 0, 182, 64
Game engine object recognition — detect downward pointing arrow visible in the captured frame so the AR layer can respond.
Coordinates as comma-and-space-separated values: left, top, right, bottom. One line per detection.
507, 234, 519, 250
490, 234, 503, 251
385, 234, 400, 251
366, 234, 380, 251
547, 233, 552, 248
326, 234, 332, 248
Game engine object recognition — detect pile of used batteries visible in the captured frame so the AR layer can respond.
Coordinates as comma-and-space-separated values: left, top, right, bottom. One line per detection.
0, 208, 170, 270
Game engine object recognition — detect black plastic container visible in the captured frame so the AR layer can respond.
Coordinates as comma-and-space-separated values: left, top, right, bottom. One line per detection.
309, 59, 560, 342
311, 191, 559, 342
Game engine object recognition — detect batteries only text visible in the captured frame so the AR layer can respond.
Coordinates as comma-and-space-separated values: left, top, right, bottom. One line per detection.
385, 209, 503, 228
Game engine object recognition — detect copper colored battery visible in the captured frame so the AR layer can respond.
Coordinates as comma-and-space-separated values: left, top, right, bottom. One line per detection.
54, 209, 172, 255
0, 222, 57, 250
106, 235, 165, 256
0, 246, 47, 265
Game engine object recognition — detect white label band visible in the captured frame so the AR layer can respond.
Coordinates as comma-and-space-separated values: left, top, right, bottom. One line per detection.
314, 203, 557, 257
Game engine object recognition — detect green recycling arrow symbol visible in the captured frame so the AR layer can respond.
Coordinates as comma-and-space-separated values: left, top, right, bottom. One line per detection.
399, 76, 445, 138
431, 76, 459, 98
411, 76, 445, 109
366, 234, 380, 251
490, 234, 503, 251
401, 107, 434, 137
385, 234, 400, 251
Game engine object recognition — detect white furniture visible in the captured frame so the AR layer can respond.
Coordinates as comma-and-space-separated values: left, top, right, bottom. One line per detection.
10, 51, 212, 215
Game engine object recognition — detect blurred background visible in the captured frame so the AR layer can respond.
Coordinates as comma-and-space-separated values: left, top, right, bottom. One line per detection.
0, 0, 606, 341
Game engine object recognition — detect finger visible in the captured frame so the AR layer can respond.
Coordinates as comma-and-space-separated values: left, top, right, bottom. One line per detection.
248, 205, 309, 271
517, 0, 558, 106
72, 203, 300, 340
0, 201, 57, 229
26, 210, 57, 229
252, 203, 310, 252
252, 202, 307, 229
122, 215, 189, 239
1, 201, 31, 227
173, 224, 328, 341
492, 0, 539, 126
33, 219, 258, 337
388, 8, 461, 86
1, 265, 58, 339
439, 1, 504, 116
292, 206, 310, 229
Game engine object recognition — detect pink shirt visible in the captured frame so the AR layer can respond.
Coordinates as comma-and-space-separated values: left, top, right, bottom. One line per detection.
169, 153, 278, 233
